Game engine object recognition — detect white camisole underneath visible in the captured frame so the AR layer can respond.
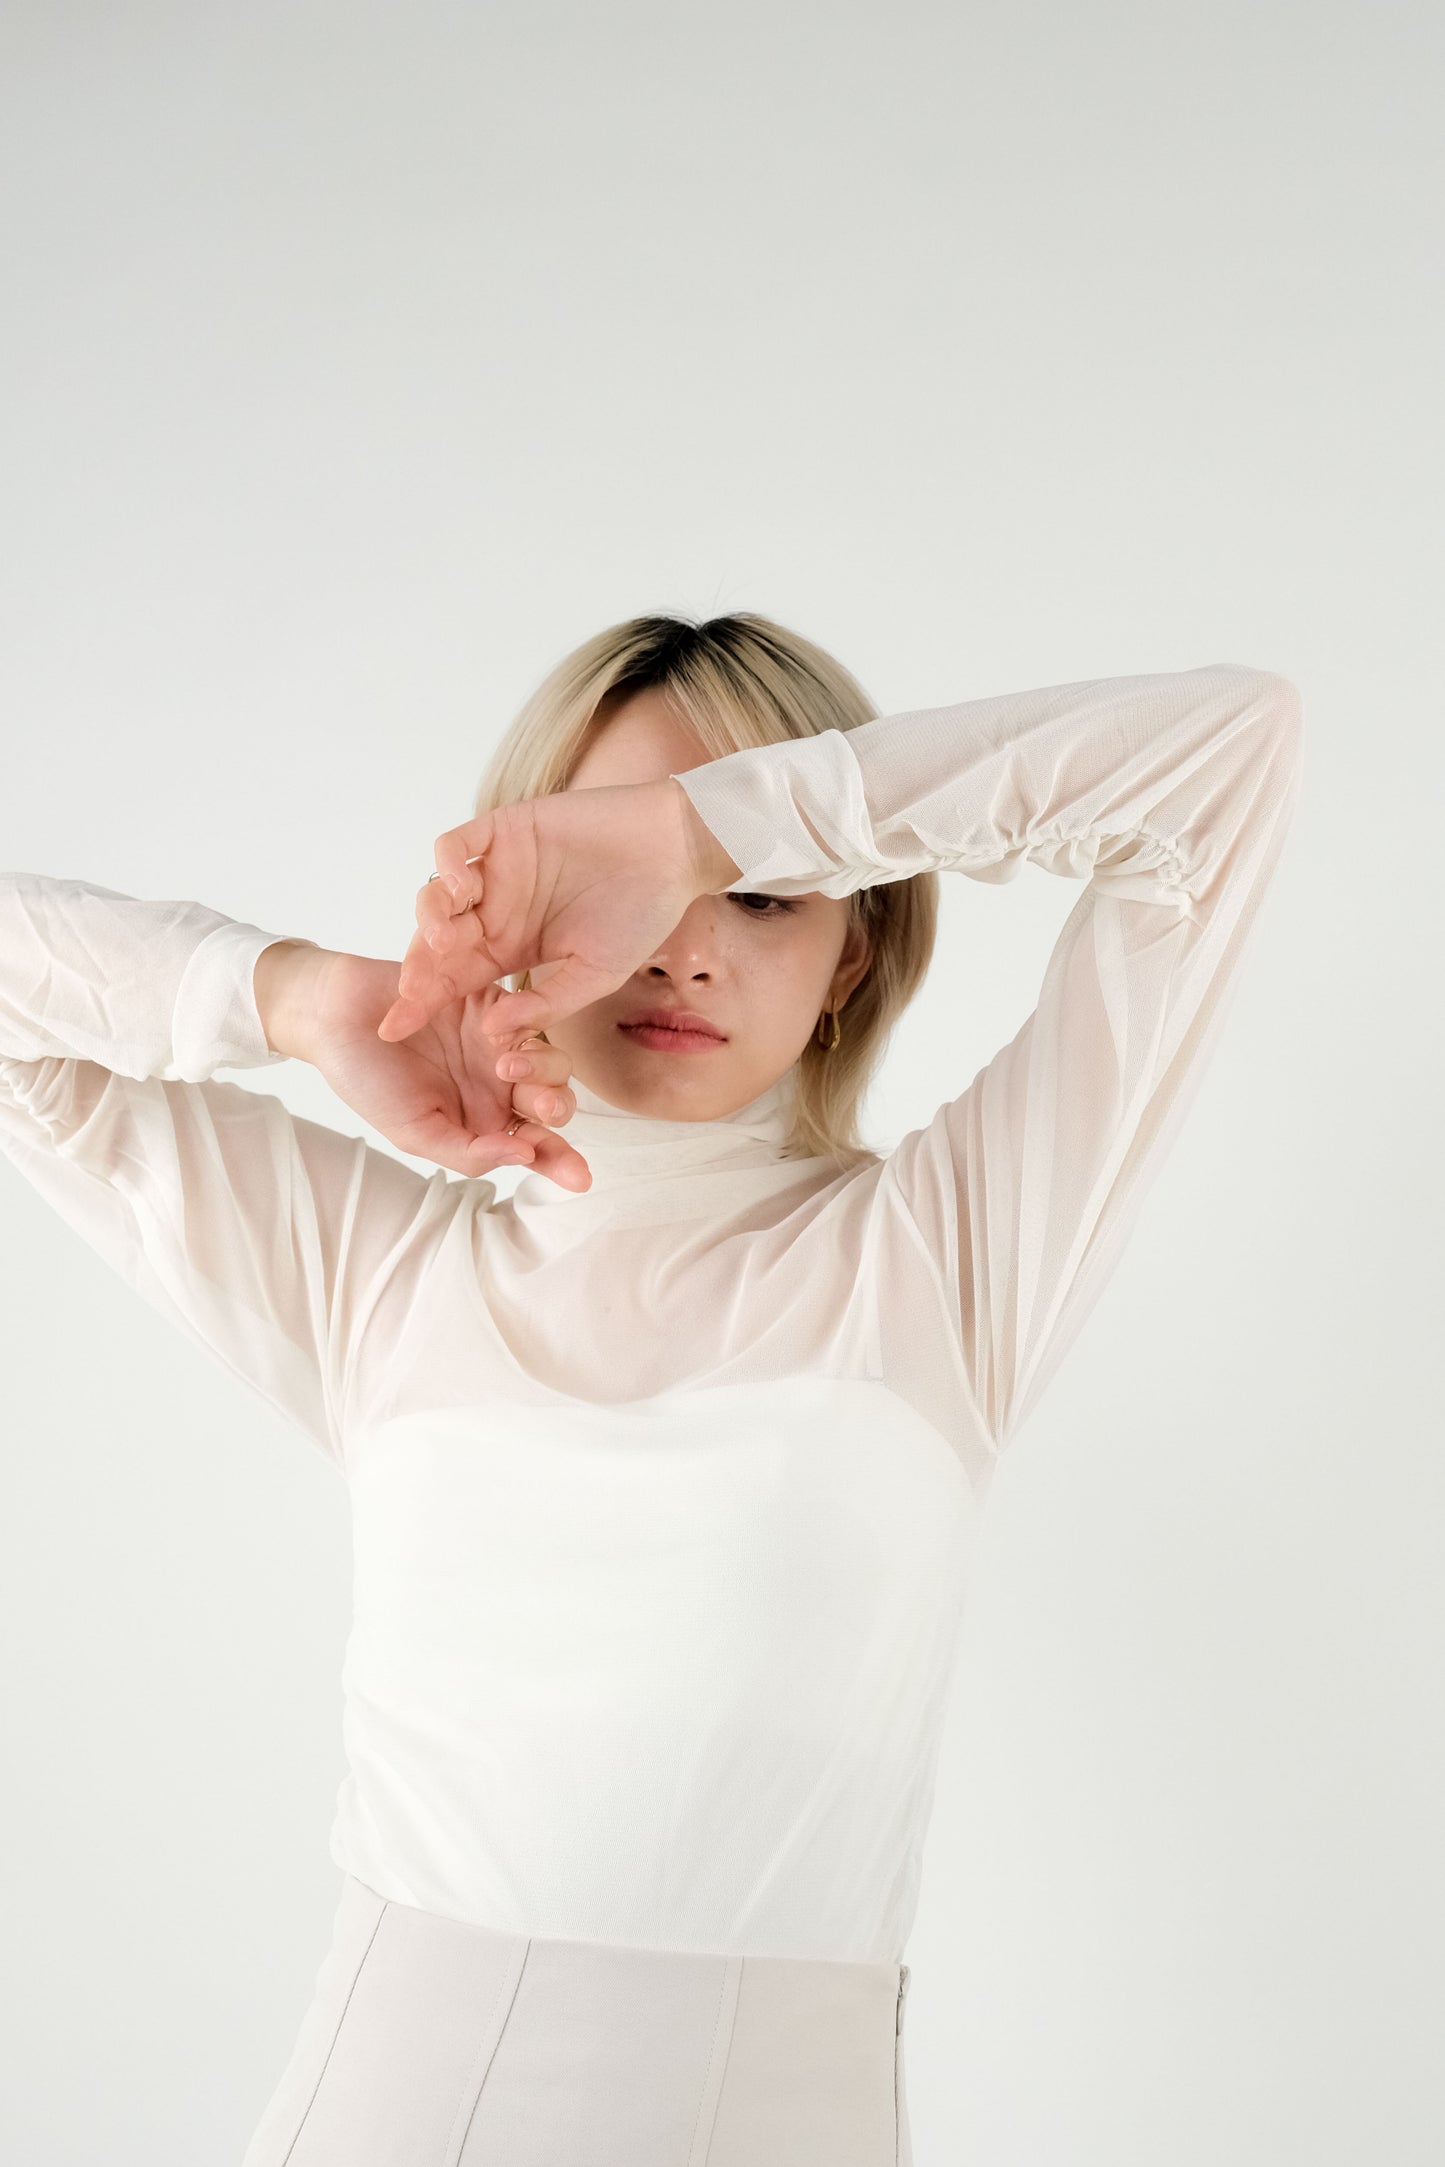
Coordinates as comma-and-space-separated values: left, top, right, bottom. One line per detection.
0, 662, 1304, 1963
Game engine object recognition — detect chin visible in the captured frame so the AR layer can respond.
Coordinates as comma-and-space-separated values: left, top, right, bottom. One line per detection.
597, 1050, 748, 1122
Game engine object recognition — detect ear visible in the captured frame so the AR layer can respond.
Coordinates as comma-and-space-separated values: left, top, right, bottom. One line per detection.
829, 914, 873, 1009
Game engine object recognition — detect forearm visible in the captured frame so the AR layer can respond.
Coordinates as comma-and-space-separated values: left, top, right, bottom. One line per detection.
668, 664, 1303, 914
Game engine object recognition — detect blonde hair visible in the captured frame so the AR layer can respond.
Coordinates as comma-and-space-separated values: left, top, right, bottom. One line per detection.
474, 612, 939, 1170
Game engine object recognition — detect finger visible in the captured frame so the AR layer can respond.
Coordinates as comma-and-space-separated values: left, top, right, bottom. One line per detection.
377, 941, 440, 1040
414, 877, 459, 942
399, 920, 444, 995
493, 1037, 572, 1087
422, 884, 488, 955
419, 912, 507, 994
375, 922, 445, 1039
507, 1077, 575, 1128
379, 922, 505, 1041
481, 954, 626, 1041
397, 935, 466, 1007
399, 1112, 537, 1178
433, 815, 494, 903
378, 967, 472, 1042
511, 1124, 592, 1193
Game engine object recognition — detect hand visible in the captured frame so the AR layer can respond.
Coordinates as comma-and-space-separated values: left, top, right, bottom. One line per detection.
377, 776, 742, 1046
255, 942, 592, 1186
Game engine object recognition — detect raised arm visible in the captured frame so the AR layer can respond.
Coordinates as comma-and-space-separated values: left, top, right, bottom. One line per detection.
0, 873, 455, 1468
671, 662, 1305, 1457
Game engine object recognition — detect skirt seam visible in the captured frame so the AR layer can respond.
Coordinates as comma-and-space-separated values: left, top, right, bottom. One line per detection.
446, 1937, 533, 2167
686, 1955, 743, 2167
276, 1897, 388, 2167
894, 1963, 911, 2167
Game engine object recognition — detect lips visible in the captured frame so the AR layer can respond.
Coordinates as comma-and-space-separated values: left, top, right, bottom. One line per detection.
617, 1007, 728, 1053
617, 1007, 727, 1041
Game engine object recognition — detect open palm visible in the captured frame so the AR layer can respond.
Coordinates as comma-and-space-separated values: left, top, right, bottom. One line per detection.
304, 950, 591, 1185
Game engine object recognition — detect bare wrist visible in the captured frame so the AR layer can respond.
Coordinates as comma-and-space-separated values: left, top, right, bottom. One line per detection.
253, 939, 327, 1060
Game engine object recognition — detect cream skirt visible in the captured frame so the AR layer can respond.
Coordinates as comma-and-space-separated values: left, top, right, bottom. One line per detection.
240, 1876, 913, 2167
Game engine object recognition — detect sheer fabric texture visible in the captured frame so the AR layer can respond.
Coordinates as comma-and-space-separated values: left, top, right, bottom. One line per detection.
0, 662, 1303, 1965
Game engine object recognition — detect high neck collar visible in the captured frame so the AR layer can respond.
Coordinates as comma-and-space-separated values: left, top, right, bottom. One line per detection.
507, 1066, 824, 1235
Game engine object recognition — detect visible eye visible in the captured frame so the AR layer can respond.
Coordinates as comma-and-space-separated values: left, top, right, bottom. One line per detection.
730, 892, 797, 916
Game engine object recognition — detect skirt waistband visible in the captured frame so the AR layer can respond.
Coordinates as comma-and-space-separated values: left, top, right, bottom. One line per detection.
242, 1876, 914, 2167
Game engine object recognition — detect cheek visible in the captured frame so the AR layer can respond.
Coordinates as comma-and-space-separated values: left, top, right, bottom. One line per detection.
737, 924, 838, 1023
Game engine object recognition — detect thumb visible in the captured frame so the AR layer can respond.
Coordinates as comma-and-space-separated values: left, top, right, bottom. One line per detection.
482, 952, 624, 1041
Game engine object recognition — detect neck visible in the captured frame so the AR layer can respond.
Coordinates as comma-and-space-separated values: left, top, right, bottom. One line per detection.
507, 1064, 825, 1234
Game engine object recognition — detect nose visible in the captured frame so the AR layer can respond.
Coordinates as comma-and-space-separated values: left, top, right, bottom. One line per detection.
642, 896, 724, 981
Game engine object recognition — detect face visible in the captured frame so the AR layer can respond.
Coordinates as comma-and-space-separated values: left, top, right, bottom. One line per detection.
545, 686, 872, 1122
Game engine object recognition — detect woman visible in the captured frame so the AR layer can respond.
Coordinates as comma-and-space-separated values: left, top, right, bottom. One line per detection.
0, 614, 1304, 2166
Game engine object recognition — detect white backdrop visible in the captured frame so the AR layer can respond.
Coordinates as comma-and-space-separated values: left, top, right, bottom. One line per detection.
1, 4, 1441, 2162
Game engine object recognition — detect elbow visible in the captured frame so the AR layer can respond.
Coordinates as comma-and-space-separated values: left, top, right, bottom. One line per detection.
1219, 666, 1304, 779
1240, 666, 1304, 741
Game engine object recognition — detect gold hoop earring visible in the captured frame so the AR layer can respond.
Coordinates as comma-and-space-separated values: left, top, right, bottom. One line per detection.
817, 1005, 842, 1051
